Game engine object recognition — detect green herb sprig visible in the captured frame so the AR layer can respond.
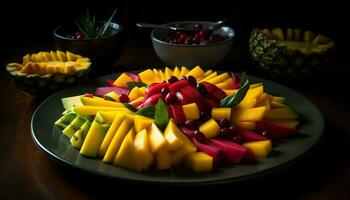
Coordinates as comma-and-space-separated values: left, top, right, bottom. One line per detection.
76, 9, 117, 39
219, 72, 250, 107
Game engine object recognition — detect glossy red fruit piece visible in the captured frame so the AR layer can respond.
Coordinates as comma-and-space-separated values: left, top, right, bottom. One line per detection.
95, 87, 130, 96
144, 82, 169, 99
142, 93, 163, 107
192, 138, 221, 164
180, 86, 212, 111
201, 82, 227, 100
238, 130, 269, 142
176, 91, 194, 105
119, 94, 130, 103
256, 120, 298, 139
106, 80, 116, 87
210, 139, 255, 163
165, 91, 178, 105
169, 80, 189, 92
179, 126, 195, 138
125, 72, 141, 82
169, 105, 186, 124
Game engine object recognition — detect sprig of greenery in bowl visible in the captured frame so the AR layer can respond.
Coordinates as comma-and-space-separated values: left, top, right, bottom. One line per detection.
75, 9, 117, 39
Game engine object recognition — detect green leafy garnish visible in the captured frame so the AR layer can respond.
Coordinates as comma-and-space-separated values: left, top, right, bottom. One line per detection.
123, 103, 138, 112
136, 106, 155, 119
219, 72, 250, 107
154, 100, 169, 130
126, 82, 147, 89
76, 9, 117, 39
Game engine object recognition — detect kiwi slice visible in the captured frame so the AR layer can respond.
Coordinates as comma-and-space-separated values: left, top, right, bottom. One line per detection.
63, 116, 86, 139
54, 112, 76, 129
70, 121, 91, 149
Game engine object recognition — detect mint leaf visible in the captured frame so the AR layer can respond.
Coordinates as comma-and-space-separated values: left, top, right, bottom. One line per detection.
154, 99, 169, 130
123, 103, 138, 112
136, 106, 155, 118
219, 72, 250, 107
126, 82, 147, 89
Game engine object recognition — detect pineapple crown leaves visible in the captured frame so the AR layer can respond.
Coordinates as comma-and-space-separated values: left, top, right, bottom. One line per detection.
76, 8, 117, 39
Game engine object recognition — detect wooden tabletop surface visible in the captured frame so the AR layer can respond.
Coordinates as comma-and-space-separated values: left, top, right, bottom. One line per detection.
1, 39, 350, 199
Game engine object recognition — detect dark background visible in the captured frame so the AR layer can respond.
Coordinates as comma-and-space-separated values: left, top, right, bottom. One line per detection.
1, 0, 347, 66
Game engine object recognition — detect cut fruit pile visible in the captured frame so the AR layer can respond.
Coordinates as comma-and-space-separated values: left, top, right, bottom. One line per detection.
6, 50, 91, 95
55, 66, 300, 173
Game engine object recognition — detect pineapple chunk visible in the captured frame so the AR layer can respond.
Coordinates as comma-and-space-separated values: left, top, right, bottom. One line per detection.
243, 140, 272, 157
206, 72, 230, 84
134, 115, 154, 133
211, 108, 231, 120
199, 119, 221, 139
182, 103, 200, 120
185, 66, 204, 79
185, 152, 213, 173
113, 73, 133, 88
231, 106, 267, 122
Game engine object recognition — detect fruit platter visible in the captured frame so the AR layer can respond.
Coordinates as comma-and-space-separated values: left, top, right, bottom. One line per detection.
31, 66, 324, 184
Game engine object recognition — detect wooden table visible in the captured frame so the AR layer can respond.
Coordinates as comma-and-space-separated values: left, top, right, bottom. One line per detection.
1, 39, 350, 199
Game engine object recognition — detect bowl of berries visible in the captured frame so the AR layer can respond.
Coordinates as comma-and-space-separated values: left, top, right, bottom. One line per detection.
53, 9, 124, 77
150, 21, 235, 67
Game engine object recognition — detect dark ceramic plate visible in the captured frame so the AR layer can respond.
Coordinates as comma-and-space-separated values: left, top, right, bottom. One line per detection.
31, 73, 324, 185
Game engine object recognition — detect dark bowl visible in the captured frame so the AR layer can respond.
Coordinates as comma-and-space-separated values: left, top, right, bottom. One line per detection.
54, 22, 124, 77
151, 21, 235, 67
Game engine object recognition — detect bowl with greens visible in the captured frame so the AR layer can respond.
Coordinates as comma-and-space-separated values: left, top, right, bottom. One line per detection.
54, 9, 124, 77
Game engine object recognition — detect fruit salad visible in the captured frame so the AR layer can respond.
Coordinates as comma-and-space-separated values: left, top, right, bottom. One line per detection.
55, 66, 300, 173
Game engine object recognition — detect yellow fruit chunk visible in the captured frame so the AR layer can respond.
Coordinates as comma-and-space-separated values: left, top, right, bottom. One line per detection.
170, 144, 197, 165
203, 69, 213, 77
287, 28, 293, 40
128, 87, 146, 101
104, 91, 120, 102
73, 106, 127, 116
103, 116, 133, 163
231, 106, 267, 122
216, 78, 233, 90
23, 54, 31, 65
199, 72, 217, 82
211, 108, 231, 120
165, 67, 174, 80
268, 119, 300, 129
134, 129, 154, 170
271, 101, 286, 108
80, 120, 107, 157
182, 103, 200, 120
246, 85, 264, 99
113, 129, 142, 172
139, 69, 157, 85
50, 51, 58, 61
173, 67, 181, 78
237, 98, 257, 109
66, 51, 80, 61
294, 29, 301, 41
235, 122, 256, 130
250, 83, 263, 88
272, 28, 284, 40
185, 66, 204, 79
42, 52, 52, 61
223, 89, 237, 96
80, 96, 123, 107
180, 66, 189, 77
134, 115, 154, 133
185, 152, 213, 173
272, 96, 285, 103
98, 114, 125, 157
265, 107, 299, 120
56, 50, 67, 61
158, 70, 166, 81
199, 119, 221, 139
149, 123, 168, 153
35, 52, 45, 62
113, 73, 133, 88
304, 31, 316, 43
255, 93, 271, 110
98, 111, 125, 124
206, 72, 230, 84
155, 150, 171, 170
243, 140, 272, 157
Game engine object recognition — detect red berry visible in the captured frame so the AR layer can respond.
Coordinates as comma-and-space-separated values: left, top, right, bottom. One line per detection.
165, 91, 178, 104
232, 135, 243, 144
119, 94, 129, 103
219, 118, 230, 128
168, 76, 178, 84
197, 83, 208, 96
194, 130, 206, 142
184, 36, 193, 44
187, 76, 197, 87
161, 87, 170, 97
184, 120, 198, 130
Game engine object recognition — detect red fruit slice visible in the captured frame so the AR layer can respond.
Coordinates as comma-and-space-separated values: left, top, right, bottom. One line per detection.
205, 96, 220, 107
179, 126, 195, 138
169, 80, 189, 92
169, 105, 186, 124
181, 86, 212, 111
238, 130, 269, 142
201, 82, 227, 100
192, 138, 221, 164
176, 91, 194, 105
106, 80, 116, 87
142, 93, 163, 107
232, 83, 240, 89
144, 82, 169, 99
95, 87, 130, 96
125, 72, 140, 82
256, 120, 298, 139
210, 139, 255, 163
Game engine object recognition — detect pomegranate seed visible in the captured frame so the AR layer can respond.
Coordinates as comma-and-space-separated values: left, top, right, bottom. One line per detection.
184, 36, 193, 44
197, 83, 208, 96
187, 76, 197, 87
229, 126, 238, 135
219, 118, 230, 128
119, 94, 129, 103
194, 130, 206, 142
232, 135, 243, 144
168, 76, 178, 84
161, 87, 170, 97
218, 127, 231, 139
184, 120, 198, 130
165, 91, 178, 104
